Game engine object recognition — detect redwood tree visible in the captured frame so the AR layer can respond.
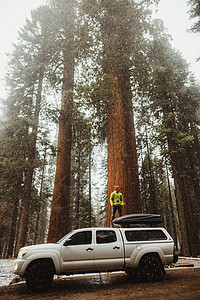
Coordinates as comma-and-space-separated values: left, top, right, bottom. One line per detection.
47, 0, 76, 242
80, 0, 153, 226
106, 70, 141, 226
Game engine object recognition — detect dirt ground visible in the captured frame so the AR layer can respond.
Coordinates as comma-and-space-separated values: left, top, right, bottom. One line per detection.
0, 258, 200, 300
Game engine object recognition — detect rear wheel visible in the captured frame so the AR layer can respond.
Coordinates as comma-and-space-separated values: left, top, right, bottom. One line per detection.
137, 254, 165, 282
25, 259, 54, 292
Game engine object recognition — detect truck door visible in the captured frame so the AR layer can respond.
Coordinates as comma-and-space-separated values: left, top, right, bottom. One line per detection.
61, 230, 95, 272
94, 229, 124, 270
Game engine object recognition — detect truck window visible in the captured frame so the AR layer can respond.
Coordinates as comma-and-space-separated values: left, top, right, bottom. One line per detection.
125, 230, 167, 242
68, 231, 92, 245
96, 230, 117, 244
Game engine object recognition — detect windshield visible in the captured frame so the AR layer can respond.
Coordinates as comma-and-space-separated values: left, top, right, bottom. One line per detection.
57, 231, 73, 244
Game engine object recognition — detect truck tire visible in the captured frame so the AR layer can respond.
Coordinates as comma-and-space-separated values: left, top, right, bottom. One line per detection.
25, 259, 54, 292
137, 254, 165, 282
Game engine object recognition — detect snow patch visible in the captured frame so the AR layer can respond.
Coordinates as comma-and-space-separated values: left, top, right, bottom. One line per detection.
0, 259, 16, 287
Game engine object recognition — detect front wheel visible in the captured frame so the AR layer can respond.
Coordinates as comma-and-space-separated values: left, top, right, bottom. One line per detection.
137, 254, 165, 282
25, 260, 54, 292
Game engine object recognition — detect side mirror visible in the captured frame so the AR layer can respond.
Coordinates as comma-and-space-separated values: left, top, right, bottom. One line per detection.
63, 238, 72, 246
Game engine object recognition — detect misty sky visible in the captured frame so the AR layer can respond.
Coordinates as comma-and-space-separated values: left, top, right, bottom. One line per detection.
0, 0, 199, 100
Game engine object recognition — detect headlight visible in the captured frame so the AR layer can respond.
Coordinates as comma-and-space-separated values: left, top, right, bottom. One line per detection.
17, 250, 27, 259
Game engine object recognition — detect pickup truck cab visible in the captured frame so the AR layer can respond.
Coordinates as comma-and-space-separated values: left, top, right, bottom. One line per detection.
14, 214, 178, 291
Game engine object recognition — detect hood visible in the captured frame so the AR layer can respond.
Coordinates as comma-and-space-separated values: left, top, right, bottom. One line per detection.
19, 243, 60, 252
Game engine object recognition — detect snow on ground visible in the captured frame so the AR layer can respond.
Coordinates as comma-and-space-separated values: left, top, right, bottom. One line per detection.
0, 259, 16, 287
1, 257, 200, 287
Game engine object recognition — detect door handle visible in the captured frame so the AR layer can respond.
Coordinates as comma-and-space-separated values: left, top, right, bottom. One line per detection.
113, 246, 120, 250
86, 247, 93, 251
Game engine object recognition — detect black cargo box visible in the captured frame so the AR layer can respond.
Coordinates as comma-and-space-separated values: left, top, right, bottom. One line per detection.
112, 214, 162, 227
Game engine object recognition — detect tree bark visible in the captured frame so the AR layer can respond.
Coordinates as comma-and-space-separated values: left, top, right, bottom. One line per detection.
145, 127, 158, 213
88, 152, 92, 227
47, 44, 74, 242
106, 69, 141, 226
34, 144, 47, 244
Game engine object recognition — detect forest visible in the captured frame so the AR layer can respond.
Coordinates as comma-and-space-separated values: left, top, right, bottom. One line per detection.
0, 0, 200, 259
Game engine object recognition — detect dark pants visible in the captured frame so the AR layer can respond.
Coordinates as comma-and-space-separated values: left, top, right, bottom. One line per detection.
111, 205, 122, 225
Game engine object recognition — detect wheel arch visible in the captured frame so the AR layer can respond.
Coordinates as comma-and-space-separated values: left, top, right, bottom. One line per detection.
25, 257, 56, 276
139, 252, 162, 265
135, 248, 165, 268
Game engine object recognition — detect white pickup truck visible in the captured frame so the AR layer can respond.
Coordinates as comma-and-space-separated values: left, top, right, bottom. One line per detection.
14, 214, 178, 291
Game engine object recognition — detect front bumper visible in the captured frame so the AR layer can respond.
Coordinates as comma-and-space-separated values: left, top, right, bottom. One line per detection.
14, 259, 27, 276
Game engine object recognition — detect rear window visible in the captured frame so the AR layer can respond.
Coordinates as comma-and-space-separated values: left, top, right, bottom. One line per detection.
96, 230, 117, 244
125, 230, 167, 242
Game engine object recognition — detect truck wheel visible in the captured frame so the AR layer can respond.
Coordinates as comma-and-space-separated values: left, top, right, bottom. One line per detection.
25, 260, 54, 292
137, 254, 164, 282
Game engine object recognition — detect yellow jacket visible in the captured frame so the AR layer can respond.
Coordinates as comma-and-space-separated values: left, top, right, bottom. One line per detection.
110, 190, 124, 207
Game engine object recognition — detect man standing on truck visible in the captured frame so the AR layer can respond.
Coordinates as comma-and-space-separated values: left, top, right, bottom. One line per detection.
110, 185, 124, 226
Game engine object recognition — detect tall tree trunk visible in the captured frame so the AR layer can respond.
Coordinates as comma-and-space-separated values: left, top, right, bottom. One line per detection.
185, 138, 200, 237
81, 0, 142, 226
15, 69, 44, 255
7, 196, 20, 257
88, 152, 92, 227
106, 69, 141, 226
183, 177, 200, 256
7, 172, 23, 257
47, 43, 74, 242
34, 144, 47, 244
145, 127, 158, 213
75, 151, 81, 229
169, 144, 200, 256
165, 162, 178, 249
165, 108, 200, 256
